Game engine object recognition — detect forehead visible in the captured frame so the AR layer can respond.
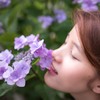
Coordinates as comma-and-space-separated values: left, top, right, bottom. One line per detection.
66, 25, 80, 44
66, 25, 84, 53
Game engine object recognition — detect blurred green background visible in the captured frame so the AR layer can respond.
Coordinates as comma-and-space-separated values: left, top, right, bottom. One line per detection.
0, 0, 99, 100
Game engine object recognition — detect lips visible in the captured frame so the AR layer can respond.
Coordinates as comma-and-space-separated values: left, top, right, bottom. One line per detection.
48, 64, 58, 75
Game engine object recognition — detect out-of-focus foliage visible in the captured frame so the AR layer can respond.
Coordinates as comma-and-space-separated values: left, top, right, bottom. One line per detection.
0, 0, 99, 100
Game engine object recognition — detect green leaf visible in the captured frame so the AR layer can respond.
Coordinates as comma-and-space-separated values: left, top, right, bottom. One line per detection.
0, 83, 13, 97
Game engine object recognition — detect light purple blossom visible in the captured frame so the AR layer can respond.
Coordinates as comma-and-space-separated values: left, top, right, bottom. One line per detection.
14, 35, 27, 50
14, 51, 34, 63
83, 0, 100, 4
73, 0, 100, 11
81, 3, 98, 11
54, 9, 67, 23
0, 61, 10, 80
0, 0, 11, 8
0, 49, 13, 64
73, 0, 100, 4
13, 60, 31, 74
37, 50, 52, 70
26, 34, 40, 45
3, 66, 13, 79
26, 34, 35, 44
29, 39, 44, 54
34, 45, 48, 58
22, 50, 34, 63
14, 52, 25, 61
38, 16, 54, 29
4, 60, 31, 87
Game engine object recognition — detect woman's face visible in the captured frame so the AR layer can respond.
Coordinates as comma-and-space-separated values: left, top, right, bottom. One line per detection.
44, 25, 98, 94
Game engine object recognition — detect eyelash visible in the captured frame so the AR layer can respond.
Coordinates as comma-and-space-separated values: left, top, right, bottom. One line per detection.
71, 50, 79, 61
63, 41, 79, 61
72, 55, 77, 60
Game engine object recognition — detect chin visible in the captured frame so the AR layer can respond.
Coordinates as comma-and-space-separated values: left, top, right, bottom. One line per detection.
44, 72, 72, 93
44, 71, 60, 92
44, 71, 56, 89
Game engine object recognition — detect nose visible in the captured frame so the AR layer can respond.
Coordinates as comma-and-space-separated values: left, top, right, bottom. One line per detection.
52, 48, 62, 63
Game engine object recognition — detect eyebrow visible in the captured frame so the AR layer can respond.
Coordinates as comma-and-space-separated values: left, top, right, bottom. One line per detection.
72, 42, 82, 53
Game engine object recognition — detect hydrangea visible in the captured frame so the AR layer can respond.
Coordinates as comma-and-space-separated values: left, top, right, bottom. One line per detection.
38, 16, 54, 29
4, 60, 31, 87
0, 34, 52, 87
73, 0, 100, 11
38, 9, 67, 29
81, 3, 98, 11
0, 49, 13, 64
14, 34, 53, 69
54, 9, 67, 23
0, 61, 10, 80
37, 50, 53, 70
0, 0, 11, 8
29, 39, 44, 54
14, 35, 27, 50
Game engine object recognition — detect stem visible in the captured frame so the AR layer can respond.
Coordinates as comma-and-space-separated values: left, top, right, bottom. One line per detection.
31, 67, 44, 83
31, 68, 39, 78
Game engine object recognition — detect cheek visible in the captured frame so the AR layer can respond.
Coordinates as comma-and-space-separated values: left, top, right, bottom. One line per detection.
44, 60, 97, 93
58, 61, 97, 92
63, 61, 93, 82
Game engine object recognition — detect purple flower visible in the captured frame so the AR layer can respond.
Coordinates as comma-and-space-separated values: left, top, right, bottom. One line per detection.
0, 61, 10, 80
0, 49, 13, 64
81, 3, 98, 11
13, 60, 31, 75
37, 50, 52, 70
14, 35, 27, 50
73, 0, 100, 11
26, 34, 40, 45
38, 16, 53, 29
73, 0, 100, 4
14, 51, 34, 64
83, 0, 100, 4
54, 9, 67, 23
29, 39, 44, 54
34, 45, 48, 58
26, 34, 35, 44
4, 60, 31, 87
14, 52, 25, 61
0, 34, 53, 87
22, 50, 34, 63
3, 66, 13, 79
0, 0, 11, 8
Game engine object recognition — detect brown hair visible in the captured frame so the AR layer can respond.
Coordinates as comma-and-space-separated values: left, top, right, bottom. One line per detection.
73, 10, 100, 74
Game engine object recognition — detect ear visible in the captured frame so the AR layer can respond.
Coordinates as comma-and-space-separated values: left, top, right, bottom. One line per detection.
92, 79, 100, 94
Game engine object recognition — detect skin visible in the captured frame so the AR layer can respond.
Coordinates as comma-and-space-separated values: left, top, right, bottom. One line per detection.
44, 25, 100, 100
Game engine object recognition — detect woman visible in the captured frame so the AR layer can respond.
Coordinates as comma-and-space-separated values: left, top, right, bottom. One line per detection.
44, 10, 100, 100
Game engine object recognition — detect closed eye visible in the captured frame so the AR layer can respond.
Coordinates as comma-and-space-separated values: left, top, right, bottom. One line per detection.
71, 54, 79, 61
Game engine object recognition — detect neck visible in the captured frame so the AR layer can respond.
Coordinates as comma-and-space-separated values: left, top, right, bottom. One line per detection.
71, 91, 100, 100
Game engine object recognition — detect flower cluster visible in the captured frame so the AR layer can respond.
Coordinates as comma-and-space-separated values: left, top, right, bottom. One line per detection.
0, 0, 11, 8
73, 0, 100, 11
38, 9, 67, 29
0, 34, 52, 87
